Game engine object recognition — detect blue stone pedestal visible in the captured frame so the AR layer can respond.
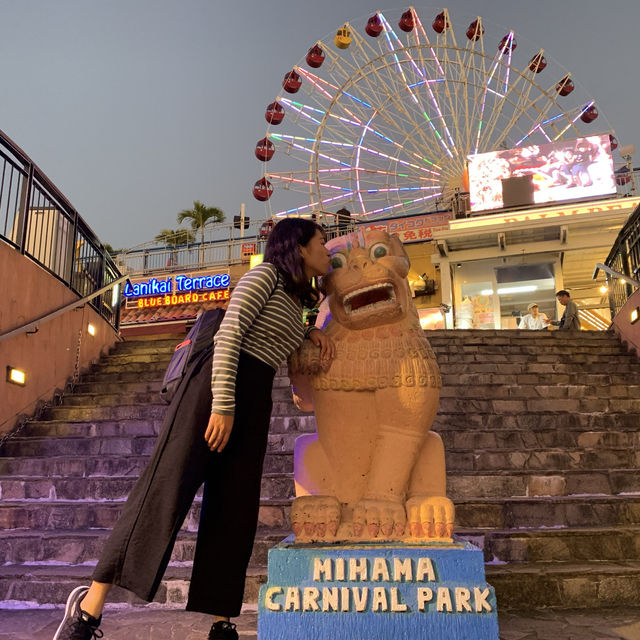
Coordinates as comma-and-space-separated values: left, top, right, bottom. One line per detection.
258, 536, 499, 639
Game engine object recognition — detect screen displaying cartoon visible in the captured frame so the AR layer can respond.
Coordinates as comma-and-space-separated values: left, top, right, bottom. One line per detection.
467, 134, 616, 212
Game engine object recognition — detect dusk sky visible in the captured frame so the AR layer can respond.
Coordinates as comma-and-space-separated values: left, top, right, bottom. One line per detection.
0, 0, 638, 249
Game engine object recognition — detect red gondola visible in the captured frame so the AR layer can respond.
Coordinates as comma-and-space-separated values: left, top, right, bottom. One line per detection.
306, 45, 325, 68
609, 135, 618, 151
432, 11, 448, 33
253, 177, 273, 202
365, 14, 383, 37
265, 101, 285, 125
466, 19, 484, 41
259, 219, 275, 239
398, 10, 414, 32
556, 76, 574, 96
529, 53, 547, 73
282, 70, 302, 94
616, 168, 631, 186
498, 34, 517, 52
580, 104, 598, 123
255, 138, 275, 162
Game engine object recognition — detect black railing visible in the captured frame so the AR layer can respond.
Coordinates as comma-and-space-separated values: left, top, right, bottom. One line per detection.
603, 203, 640, 317
0, 127, 122, 329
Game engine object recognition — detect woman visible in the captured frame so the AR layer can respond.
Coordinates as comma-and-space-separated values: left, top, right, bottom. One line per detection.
54, 218, 334, 640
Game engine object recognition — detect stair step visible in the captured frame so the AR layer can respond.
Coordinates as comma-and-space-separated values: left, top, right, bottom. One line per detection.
98, 353, 173, 366
2, 494, 639, 533
486, 561, 640, 610
2, 525, 636, 567
457, 525, 640, 564
0, 497, 290, 533
0, 527, 288, 566
72, 380, 163, 394
442, 373, 640, 386
2, 462, 639, 499
455, 495, 640, 529
40, 404, 167, 421
79, 369, 168, 384
62, 392, 165, 406
436, 363, 640, 374
87, 361, 169, 375
5, 436, 639, 472
0, 564, 266, 608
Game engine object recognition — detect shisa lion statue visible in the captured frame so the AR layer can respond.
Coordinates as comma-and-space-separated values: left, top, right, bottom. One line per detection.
288, 229, 455, 543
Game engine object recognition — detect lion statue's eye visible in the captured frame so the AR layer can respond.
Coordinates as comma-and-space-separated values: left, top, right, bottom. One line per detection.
330, 253, 347, 269
370, 243, 388, 260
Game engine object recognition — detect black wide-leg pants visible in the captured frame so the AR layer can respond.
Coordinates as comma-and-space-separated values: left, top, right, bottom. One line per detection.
92, 348, 276, 617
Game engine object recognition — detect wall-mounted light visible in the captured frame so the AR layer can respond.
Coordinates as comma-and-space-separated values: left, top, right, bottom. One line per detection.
620, 278, 627, 285
599, 285, 608, 294
631, 308, 639, 325
6, 366, 26, 386
111, 283, 120, 307
87, 323, 96, 336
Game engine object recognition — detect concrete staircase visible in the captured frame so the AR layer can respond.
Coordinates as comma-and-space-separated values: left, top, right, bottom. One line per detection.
1, 330, 640, 611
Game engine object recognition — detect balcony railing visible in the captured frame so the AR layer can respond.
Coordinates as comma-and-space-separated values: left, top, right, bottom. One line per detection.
601, 202, 640, 317
0, 127, 122, 329
114, 221, 358, 275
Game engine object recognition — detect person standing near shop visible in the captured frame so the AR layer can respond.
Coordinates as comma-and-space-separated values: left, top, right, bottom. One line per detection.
53, 218, 335, 640
518, 303, 550, 330
552, 290, 581, 330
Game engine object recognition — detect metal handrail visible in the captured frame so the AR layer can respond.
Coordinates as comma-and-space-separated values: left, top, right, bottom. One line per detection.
593, 263, 640, 288
0, 126, 123, 331
0, 274, 128, 344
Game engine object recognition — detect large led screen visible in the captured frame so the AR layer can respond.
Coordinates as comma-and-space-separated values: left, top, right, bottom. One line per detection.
468, 134, 616, 212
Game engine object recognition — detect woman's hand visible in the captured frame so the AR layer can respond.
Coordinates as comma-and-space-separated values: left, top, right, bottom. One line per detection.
204, 412, 234, 452
308, 328, 336, 365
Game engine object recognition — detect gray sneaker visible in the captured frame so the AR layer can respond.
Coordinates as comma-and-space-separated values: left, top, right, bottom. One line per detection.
53, 585, 103, 640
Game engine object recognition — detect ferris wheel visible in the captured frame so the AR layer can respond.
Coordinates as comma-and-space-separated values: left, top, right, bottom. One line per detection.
252, 6, 613, 222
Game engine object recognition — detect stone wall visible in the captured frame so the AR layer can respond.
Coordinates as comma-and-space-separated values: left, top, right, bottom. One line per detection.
612, 288, 640, 357
0, 241, 118, 434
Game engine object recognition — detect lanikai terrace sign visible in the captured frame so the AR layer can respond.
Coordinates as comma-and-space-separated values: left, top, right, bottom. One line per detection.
124, 272, 231, 308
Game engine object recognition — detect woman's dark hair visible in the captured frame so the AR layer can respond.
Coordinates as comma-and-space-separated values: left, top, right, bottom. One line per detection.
264, 218, 325, 308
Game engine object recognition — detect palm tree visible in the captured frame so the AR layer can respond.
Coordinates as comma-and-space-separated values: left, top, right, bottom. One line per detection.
155, 228, 196, 266
177, 201, 225, 264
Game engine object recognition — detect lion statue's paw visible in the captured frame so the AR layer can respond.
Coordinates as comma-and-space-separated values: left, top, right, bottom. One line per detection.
406, 495, 455, 540
352, 498, 407, 541
291, 495, 341, 542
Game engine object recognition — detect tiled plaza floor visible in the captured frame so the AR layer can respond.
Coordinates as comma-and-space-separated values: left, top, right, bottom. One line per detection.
1, 606, 640, 639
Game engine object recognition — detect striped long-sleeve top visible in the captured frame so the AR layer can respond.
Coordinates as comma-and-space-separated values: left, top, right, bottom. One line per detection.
211, 262, 313, 415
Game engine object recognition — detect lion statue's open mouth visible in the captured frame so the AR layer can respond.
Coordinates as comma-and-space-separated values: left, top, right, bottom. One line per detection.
342, 281, 397, 316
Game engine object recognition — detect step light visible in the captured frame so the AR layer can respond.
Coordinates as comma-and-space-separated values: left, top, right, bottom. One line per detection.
6, 366, 26, 386
632, 308, 639, 325
87, 323, 96, 336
